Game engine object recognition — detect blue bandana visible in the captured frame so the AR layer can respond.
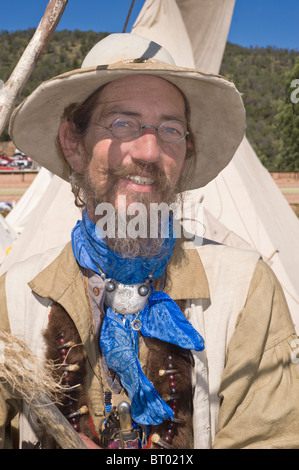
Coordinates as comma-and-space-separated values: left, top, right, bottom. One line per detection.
71, 208, 176, 284
71, 209, 205, 425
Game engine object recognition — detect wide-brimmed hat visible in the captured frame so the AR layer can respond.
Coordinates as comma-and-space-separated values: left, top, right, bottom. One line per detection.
9, 33, 245, 191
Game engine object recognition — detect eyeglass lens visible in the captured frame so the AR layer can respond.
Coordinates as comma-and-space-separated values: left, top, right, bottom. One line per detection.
110, 116, 187, 143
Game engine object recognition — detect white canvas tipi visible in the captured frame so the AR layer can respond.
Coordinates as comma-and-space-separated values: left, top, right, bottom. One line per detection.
5, 167, 53, 233
0, 175, 81, 274
0, 213, 17, 264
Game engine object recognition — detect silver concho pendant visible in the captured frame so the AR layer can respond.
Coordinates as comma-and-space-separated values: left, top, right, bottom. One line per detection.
104, 279, 151, 315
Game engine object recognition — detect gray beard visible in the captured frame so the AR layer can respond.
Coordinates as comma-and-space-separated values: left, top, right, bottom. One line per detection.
82, 165, 179, 258
104, 211, 172, 259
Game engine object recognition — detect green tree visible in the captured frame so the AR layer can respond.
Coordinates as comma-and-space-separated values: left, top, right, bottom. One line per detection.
274, 61, 299, 170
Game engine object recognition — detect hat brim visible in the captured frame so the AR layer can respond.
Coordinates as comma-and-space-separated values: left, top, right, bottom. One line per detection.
9, 62, 245, 191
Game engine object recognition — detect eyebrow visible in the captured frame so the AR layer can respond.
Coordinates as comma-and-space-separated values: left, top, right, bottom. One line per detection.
103, 109, 140, 118
102, 108, 186, 123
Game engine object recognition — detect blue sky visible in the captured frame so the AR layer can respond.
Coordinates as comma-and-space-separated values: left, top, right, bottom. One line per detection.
1, 0, 298, 50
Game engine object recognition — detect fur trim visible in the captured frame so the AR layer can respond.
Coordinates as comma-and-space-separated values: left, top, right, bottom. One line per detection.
144, 337, 193, 449
43, 302, 99, 443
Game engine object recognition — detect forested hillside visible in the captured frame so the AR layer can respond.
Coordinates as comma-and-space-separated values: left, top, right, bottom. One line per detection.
220, 43, 299, 171
1, 29, 298, 170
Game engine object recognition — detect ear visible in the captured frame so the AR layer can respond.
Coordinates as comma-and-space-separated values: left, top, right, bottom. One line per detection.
59, 121, 86, 173
186, 139, 194, 158
180, 140, 194, 175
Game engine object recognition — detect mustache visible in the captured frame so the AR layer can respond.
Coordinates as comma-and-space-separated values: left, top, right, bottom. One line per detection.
100, 162, 165, 181
82, 161, 178, 211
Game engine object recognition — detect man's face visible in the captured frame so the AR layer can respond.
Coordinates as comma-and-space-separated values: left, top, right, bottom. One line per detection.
79, 75, 188, 220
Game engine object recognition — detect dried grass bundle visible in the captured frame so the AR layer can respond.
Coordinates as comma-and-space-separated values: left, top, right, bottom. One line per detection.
0, 330, 88, 449
0, 330, 65, 405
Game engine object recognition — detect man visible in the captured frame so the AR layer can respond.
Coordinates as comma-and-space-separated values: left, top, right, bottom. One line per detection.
1, 33, 299, 449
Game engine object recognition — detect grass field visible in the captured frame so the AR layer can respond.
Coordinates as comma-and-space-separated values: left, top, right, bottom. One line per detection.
281, 188, 299, 194
0, 188, 27, 195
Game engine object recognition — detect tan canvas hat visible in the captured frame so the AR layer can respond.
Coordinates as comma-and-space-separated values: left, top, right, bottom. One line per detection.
9, 33, 245, 191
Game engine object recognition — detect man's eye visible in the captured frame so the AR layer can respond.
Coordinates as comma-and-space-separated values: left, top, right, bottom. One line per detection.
159, 121, 186, 140
115, 120, 131, 127
112, 117, 138, 129
164, 127, 180, 134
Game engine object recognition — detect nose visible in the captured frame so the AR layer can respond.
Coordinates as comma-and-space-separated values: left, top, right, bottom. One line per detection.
128, 128, 162, 165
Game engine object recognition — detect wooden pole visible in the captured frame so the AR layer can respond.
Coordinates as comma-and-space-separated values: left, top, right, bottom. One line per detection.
122, 0, 136, 33
0, 0, 69, 136
22, 392, 89, 449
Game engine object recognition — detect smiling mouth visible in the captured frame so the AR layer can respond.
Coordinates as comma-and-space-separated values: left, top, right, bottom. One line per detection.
125, 175, 155, 185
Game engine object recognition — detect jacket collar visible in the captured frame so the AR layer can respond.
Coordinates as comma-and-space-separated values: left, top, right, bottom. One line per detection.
162, 238, 210, 300
29, 240, 210, 303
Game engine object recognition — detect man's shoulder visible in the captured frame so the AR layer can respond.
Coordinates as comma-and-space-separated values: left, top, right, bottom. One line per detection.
198, 240, 261, 283
191, 238, 261, 265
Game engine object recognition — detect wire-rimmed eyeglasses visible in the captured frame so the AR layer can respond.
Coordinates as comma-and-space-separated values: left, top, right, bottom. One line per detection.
94, 116, 189, 143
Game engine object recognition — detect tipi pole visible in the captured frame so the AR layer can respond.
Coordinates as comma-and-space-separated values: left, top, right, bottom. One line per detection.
0, 0, 69, 136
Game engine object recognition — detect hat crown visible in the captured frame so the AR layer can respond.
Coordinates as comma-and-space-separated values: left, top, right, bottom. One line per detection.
81, 33, 176, 68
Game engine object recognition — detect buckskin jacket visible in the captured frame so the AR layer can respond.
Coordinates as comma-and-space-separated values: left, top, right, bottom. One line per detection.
0, 239, 299, 449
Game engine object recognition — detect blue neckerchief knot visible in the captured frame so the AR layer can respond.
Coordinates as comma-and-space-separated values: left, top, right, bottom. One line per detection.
71, 209, 205, 425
